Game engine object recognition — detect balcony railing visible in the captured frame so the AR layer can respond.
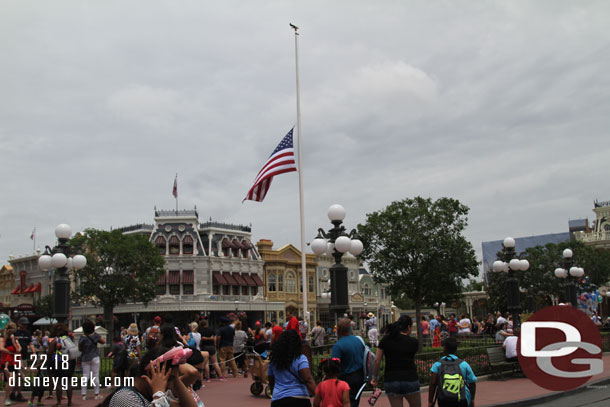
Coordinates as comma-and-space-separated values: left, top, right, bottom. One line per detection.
576, 232, 610, 243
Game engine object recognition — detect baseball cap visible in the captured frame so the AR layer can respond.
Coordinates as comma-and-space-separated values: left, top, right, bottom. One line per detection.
153, 316, 161, 323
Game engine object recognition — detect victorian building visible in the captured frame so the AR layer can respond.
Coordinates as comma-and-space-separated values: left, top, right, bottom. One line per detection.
576, 199, 610, 249
72, 208, 285, 329
257, 239, 318, 324
7, 252, 46, 319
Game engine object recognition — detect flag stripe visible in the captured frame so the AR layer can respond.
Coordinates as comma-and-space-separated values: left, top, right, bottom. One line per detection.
243, 128, 297, 203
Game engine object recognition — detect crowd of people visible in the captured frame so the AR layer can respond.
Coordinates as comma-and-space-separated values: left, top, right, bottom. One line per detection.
9, 308, 578, 407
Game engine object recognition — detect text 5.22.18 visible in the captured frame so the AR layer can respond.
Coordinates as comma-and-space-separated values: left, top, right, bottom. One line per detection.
13, 354, 71, 370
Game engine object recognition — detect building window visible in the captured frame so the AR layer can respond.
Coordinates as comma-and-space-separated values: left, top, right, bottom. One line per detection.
155, 236, 166, 256
268, 274, 276, 292
364, 283, 371, 296
277, 273, 284, 292
285, 272, 296, 293
169, 236, 180, 255
183, 236, 194, 255
169, 270, 180, 295
308, 275, 314, 293
251, 286, 258, 296
156, 271, 166, 295
223, 285, 230, 295
232, 285, 239, 295
182, 270, 194, 295
213, 284, 220, 295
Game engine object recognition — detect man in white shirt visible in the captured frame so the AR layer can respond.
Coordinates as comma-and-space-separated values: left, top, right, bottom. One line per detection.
503, 330, 519, 362
496, 312, 507, 328
458, 314, 472, 335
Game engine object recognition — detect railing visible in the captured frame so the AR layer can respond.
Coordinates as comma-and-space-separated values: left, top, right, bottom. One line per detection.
114, 223, 154, 233
200, 221, 251, 232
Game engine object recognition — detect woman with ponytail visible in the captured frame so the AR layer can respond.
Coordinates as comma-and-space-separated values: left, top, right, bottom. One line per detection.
370, 315, 421, 407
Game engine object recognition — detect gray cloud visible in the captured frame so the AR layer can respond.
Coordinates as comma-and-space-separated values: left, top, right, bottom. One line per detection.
2, 1, 609, 274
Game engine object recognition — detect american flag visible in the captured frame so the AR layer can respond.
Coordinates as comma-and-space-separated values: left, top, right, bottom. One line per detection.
172, 174, 178, 198
243, 128, 297, 202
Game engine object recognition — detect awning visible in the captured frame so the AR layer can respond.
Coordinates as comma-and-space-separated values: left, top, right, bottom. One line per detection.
169, 236, 180, 245
33, 317, 57, 326
182, 270, 194, 285
11, 287, 21, 295
25, 284, 35, 293
242, 274, 257, 287
168, 270, 180, 284
221, 238, 234, 248
223, 272, 238, 286
33, 282, 41, 293
157, 272, 166, 286
213, 271, 228, 285
251, 274, 264, 286
183, 235, 194, 245
155, 235, 166, 245
232, 273, 247, 286
240, 241, 252, 249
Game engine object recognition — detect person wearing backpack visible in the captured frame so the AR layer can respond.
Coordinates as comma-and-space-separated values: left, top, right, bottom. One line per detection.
48, 323, 78, 407
79, 320, 106, 401
371, 315, 420, 407
428, 337, 477, 407
330, 318, 365, 407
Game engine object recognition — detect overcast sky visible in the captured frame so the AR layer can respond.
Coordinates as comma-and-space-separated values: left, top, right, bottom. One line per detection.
2, 1, 609, 277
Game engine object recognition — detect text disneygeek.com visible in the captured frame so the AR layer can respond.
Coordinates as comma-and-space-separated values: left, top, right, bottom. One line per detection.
9, 375, 134, 391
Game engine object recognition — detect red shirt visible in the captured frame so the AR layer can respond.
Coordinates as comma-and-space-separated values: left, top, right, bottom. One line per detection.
286, 317, 302, 339
315, 379, 350, 407
272, 325, 284, 343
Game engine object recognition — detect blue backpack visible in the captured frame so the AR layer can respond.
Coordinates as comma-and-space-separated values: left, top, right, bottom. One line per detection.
355, 336, 375, 399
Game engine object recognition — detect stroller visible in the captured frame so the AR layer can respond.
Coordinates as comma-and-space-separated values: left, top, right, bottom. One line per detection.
246, 345, 272, 399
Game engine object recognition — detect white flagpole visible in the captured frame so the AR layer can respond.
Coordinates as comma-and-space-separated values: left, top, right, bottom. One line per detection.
291, 23, 309, 329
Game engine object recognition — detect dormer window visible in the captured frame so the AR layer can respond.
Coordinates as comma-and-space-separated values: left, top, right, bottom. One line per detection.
155, 236, 167, 256
169, 236, 180, 255
183, 235, 194, 255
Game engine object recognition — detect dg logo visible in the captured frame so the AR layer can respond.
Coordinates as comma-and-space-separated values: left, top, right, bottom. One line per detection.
518, 305, 603, 391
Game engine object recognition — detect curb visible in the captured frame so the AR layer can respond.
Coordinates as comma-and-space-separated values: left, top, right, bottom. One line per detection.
482, 376, 610, 407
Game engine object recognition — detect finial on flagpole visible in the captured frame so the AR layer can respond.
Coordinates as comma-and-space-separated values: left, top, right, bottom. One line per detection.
290, 23, 299, 33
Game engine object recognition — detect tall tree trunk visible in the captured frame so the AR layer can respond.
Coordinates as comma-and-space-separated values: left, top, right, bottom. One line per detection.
415, 296, 423, 351
104, 305, 114, 342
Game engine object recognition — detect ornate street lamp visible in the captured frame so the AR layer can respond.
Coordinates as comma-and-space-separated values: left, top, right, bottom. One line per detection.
37, 224, 87, 325
311, 204, 363, 326
492, 237, 529, 330
554, 248, 584, 307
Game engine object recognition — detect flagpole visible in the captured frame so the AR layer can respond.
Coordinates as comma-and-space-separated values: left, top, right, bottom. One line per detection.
291, 23, 309, 328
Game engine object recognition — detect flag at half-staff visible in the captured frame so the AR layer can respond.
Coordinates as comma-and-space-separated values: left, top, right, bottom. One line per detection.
243, 128, 297, 203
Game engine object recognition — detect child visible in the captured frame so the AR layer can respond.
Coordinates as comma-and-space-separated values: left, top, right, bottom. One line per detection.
314, 357, 350, 407
28, 356, 46, 407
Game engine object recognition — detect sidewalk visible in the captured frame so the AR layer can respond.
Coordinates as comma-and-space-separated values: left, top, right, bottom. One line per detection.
6, 353, 610, 407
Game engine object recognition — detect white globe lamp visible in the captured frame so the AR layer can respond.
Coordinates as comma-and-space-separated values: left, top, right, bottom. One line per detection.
38, 255, 53, 271
503, 237, 515, 249
72, 255, 87, 270
335, 236, 352, 253
328, 204, 346, 222
51, 253, 68, 268
311, 238, 328, 255
55, 224, 72, 239
349, 239, 363, 256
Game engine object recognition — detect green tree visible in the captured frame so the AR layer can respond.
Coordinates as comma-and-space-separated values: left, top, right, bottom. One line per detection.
71, 229, 165, 339
34, 294, 54, 319
357, 197, 479, 349
487, 240, 610, 312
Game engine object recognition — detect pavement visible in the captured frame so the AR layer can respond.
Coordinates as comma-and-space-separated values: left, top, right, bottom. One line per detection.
4, 353, 610, 406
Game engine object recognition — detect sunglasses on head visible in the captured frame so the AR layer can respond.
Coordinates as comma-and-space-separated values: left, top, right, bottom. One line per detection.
320, 357, 341, 364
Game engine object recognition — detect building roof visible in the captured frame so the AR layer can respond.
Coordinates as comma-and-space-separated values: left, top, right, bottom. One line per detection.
568, 219, 587, 229
359, 267, 369, 275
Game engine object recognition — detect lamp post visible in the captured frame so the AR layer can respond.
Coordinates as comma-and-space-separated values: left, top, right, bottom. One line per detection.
553, 248, 584, 307
492, 237, 529, 331
37, 224, 87, 326
311, 204, 364, 327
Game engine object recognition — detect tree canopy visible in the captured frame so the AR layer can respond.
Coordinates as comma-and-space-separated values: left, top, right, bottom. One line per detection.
357, 196, 479, 349
71, 229, 165, 337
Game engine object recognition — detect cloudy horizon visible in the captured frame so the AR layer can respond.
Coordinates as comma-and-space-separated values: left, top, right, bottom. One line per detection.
2, 1, 609, 275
